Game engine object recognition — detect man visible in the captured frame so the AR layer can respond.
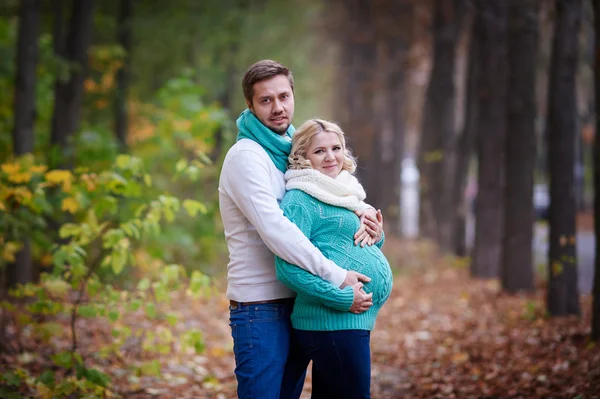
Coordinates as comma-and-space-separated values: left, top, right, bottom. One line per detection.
218, 60, 383, 399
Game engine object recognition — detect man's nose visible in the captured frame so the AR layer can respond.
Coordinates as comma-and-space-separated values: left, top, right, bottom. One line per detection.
272, 99, 283, 113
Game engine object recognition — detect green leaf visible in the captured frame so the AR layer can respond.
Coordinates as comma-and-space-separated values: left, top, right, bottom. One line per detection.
115, 154, 130, 170
137, 278, 151, 291
0, 388, 22, 399
76, 364, 110, 388
59, 223, 81, 239
37, 370, 55, 386
182, 199, 207, 217
175, 159, 188, 173
108, 309, 120, 322
2, 371, 21, 386
128, 298, 142, 312
51, 351, 73, 368
144, 174, 152, 187
166, 313, 178, 327
154, 283, 168, 303
190, 271, 210, 294
139, 360, 161, 377
78, 305, 97, 318
111, 250, 126, 275
145, 303, 156, 319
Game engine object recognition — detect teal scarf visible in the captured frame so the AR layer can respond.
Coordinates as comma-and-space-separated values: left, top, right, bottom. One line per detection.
236, 108, 295, 173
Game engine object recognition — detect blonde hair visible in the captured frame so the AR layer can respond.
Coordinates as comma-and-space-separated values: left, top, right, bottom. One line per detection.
288, 119, 357, 173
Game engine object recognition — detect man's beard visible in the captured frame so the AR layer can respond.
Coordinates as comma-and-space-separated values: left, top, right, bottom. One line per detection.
269, 122, 290, 135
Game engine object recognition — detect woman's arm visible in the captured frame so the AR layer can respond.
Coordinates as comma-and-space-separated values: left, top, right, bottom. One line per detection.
275, 255, 355, 311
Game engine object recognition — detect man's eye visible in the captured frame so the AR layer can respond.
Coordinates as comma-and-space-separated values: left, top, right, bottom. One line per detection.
261, 99, 270, 103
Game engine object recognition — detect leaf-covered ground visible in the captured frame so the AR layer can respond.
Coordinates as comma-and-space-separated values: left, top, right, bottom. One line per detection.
2, 239, 599, 398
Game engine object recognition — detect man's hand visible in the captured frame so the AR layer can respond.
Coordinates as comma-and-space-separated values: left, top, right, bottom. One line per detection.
354, 208, 384, 247
349, 282, 373, 314
340, 270, 371, 289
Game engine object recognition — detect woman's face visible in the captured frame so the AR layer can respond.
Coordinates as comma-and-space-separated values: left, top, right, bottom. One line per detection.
305, 131, 344, 178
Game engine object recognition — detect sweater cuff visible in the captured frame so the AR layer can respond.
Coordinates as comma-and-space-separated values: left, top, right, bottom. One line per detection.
326, 261, 347, 287
323, 285, 355, 312
376, 230, 385, 249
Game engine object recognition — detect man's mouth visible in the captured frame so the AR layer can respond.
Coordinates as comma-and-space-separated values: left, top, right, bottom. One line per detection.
270, 116, 286, 123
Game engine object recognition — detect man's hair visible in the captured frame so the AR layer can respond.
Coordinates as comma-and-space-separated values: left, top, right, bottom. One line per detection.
288, 119, 357, 174
242, 60, 294, 106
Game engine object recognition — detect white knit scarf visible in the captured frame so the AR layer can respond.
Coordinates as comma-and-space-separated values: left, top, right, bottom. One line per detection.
284, 169, 369, 211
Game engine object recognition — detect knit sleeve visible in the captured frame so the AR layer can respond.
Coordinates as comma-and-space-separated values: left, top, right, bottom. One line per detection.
275, 200, 354, 311
376, 230, 385, 249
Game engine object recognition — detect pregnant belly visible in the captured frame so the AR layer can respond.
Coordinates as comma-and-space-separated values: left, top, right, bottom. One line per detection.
362, 259, 393, 306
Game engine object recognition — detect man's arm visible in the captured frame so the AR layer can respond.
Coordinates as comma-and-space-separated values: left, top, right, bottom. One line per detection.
222, 149, 351, 286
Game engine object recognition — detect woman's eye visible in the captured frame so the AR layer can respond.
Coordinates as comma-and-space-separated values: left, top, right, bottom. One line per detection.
333, 146, 341, 151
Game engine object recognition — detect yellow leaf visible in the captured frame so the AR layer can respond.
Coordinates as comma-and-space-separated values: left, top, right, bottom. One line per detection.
30, 165, 48, 174
3, 242, 23, 262
0, 202, 5, 211
552, 261, 563, 277
8, 172, 32, 184
61, 197, 79, 214
1, 162, 20, 175
40, 253, 53, 267
45, 170, 74, 192
451, 351, 469, 364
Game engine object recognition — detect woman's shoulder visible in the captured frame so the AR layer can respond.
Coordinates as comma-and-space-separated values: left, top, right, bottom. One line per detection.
281, 188, 317, 205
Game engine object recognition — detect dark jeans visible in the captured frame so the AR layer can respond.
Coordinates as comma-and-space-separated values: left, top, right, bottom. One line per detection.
294, 329, 371, 399
229, 299, 307, 399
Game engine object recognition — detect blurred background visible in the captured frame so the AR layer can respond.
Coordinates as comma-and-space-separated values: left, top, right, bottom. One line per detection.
1, 0, 599, 396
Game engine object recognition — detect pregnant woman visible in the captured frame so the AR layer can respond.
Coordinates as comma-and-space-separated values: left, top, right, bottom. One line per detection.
275, 119, 393, 399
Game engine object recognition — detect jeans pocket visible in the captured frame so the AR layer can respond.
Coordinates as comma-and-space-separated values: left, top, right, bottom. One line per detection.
254, 304, 283, 322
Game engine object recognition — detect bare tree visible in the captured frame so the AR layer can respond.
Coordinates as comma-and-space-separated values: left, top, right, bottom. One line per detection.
418, 0, 464, 249
50, 0, 95, 169
7, 0, 42, 289
114, 0, 132, 152
452, 5, 477, 257
593, 0, 600, 341
369, 0, 414, 235
546, 0, 582, 316
471, 0, 508, 278
501, 1, 539, 293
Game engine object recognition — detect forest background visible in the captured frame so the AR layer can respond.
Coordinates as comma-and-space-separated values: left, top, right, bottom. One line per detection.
1, 0, 600, 398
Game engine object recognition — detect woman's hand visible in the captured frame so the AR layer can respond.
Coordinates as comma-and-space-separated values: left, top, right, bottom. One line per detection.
354, 208, 384, 247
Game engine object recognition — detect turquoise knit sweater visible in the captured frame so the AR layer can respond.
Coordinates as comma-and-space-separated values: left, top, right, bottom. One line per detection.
275, 189, 393, 331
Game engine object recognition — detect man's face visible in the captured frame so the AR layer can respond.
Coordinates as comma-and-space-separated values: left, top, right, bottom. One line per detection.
247, 75, 295, 134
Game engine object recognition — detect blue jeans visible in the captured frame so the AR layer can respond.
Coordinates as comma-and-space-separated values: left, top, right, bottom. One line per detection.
294, 329, 371, 399
229, 299, 308, 399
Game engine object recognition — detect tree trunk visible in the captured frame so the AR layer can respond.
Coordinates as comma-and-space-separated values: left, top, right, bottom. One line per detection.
333, 0, 377, 197
592, 0, 600, 341
592, 0, 600, 340
501, 1, 539, 293
418, 0, 462, 249
7, 0, 42, 289
452, 6, 477, 257
50, 0, 95, 169
471, 1, 508, 278
370, 0, 413, 236
13, 0, 40, 156
547, 0, 582, 317
114, 0, 132, 152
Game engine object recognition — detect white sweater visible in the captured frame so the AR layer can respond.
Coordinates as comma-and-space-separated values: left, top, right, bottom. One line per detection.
218, 139, 347, 302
